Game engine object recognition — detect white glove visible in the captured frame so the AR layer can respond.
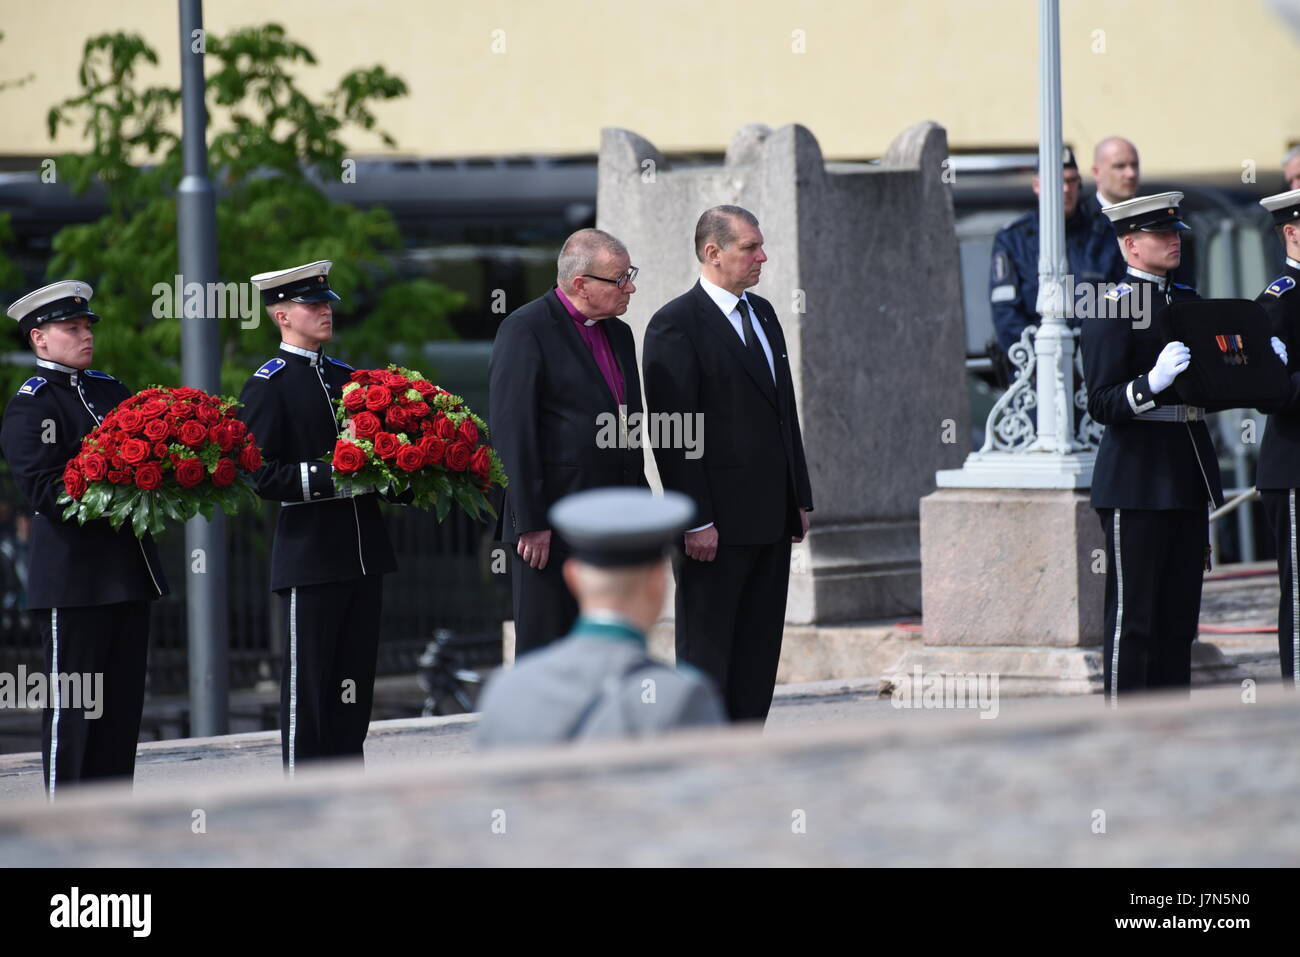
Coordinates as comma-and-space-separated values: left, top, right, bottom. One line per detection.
1272, 336, 1288, 366
1148, 340, 1191, 395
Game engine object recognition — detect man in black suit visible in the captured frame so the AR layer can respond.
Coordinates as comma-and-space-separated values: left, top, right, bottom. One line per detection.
489, 229, 649, 656
642, 205, 814, 723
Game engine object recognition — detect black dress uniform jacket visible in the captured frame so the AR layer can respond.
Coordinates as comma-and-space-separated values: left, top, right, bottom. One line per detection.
0, 363, 167, 608
237, 346, 396, 592
1254, 261, 1300, 490
1082, 273, 1224, 510
643, 282, 814, 543
488, 290, 648, 544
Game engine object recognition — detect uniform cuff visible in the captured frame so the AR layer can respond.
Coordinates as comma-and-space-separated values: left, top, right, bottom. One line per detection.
303, 462, 335, 501
1126, 376, 1157, 414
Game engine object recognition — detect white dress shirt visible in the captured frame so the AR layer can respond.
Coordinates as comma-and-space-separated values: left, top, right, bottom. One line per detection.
698, 276, 775, 380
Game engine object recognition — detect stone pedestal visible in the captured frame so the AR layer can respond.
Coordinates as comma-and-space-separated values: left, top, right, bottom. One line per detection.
907, 486, 1243, 693
596, 121, 968, 624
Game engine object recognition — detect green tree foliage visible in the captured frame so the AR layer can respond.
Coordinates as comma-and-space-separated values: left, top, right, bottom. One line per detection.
5, 24, 460, 402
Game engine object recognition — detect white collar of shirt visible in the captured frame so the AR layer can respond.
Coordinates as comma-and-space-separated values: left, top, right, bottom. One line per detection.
1126, 266, 1168, 289
1096, 191, 1118, 209
699, 275, 748, 319
280, 341, 323, 365
1287, 257, 1300, 271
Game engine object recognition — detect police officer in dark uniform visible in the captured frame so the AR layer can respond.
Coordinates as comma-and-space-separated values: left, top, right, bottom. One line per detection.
989, 148, 1125, 355
237, 261, 397, 773
0, 281, 168, 797
1081, 192, 1228, 705
1252, 188, 1300, 687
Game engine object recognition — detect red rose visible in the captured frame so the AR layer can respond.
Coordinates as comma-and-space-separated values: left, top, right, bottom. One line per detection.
143, 418, 169, 442
384, 372, 410, 391
212, 457, 237, 488
238, 443, 263, 472
173, 386, 203, 401
384, 405, 410, 431
152, 441, 169, 459
412, 379, 436, 398
373, 432, 400, 460
343, 387, 368, 412
419, 419, 435, 436
63, 464, 87, 499
351, 411, 381, 440
106, 469, 127, 484
174, 403, 196, 420
418, 436, 445, 465
364, 386, 393, 412
119, 437, 150, 465
226, 419, 247, 441
179, 420, 208, 448
434, 415, 457, 442
396, 444, 425, 472
457, 418, 479, 446
175, 457, 206, 488
110, 455, 125, 470
134, 463, 164, 491
470, 447, 492, 479
332, 440, 366, 475
407, 401, 430, 420
81, 453, 108, 482
140, 398, 168, 420
117, 409, 145, 432
445, 440, 473, 472
209, 423, 236, 452
196, 403, 220, 425
350, 369, 375, 385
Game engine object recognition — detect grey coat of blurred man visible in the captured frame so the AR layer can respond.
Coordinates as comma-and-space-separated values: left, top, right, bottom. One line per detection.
489, 230, 649, 658
476, 488, 725, 748
642, 206, 814, 724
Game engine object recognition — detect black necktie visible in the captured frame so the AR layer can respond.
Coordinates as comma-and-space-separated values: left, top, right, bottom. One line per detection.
737, 299, 772, 380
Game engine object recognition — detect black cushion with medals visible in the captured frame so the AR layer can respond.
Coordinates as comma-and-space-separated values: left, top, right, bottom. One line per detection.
1158, 299, 1289, 409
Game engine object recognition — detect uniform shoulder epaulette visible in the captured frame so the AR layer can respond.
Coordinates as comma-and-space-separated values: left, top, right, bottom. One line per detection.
253, 357, 287, 380
326, 356, 355, 372
1172, 281, 1197, 292
1265, 276, 1296, 298
1105, 283, 1134, 302
15, 376, 47, 396
83, 369, 117, 381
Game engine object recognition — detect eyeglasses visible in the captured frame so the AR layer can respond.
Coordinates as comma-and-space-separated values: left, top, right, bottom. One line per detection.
581, 266, 639, 290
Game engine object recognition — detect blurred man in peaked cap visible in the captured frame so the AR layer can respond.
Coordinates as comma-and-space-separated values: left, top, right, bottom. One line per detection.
476, 487, 725, 748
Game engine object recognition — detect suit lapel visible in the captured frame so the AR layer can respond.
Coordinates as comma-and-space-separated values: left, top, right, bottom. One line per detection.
546, 290, 620, 410
692, 283, 778, 408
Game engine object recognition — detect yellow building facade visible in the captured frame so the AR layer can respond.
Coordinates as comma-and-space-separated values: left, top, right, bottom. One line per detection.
0, 0, 1296, 174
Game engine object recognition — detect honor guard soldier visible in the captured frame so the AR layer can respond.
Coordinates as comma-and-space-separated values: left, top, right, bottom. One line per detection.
476, 488, 725, 749
1252, 188, 1300, 686
237, 261, 397, 772
0, 281, 167, 797
1081, 192, 1226, 704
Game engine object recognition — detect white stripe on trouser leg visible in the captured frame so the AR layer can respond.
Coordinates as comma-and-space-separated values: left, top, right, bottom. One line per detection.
289, 587, 298, 776
49, 608, 60, 801
1110, 510, 1124, 709
1290, 490, 1298, 688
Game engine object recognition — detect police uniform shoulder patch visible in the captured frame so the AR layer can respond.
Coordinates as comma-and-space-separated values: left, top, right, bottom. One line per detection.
82, 369, 117, 381
16, 376, 47, 396
326, 356, 355, 372
1105, 283, 1134, 302
254, 357, 287, 380
1171, 281, 1197, 292
1265, 276, 1296, 298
